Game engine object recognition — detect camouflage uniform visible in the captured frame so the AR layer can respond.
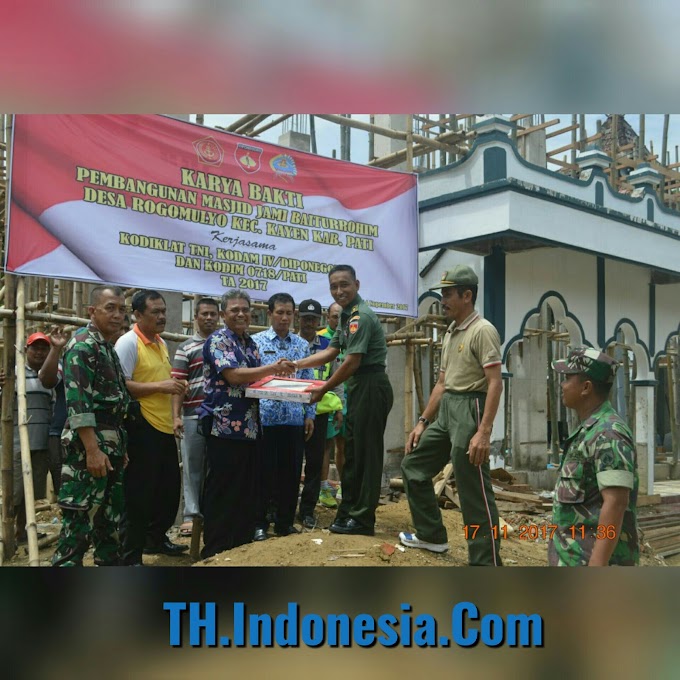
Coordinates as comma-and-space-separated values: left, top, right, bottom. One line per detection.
549, 348, 639, 567
52, 323, 130, 567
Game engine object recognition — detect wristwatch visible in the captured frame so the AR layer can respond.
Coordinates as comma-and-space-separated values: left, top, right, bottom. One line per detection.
417, 416, 430, 426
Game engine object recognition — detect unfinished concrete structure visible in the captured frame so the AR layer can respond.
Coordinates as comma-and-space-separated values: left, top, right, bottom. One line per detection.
417, 116, 680, 494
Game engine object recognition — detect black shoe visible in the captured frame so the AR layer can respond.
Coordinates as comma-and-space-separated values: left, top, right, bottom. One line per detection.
144, 540, 189, 556
275, 525, 301, 537
298, 515, 317, 530
329, 518, 374, 536
253, 528, 268, 542
329, 516, 348, 529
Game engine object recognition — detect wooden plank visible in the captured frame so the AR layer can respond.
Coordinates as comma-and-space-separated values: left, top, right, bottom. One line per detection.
638, 494, 663, 507
433, 463, 454, 497
547, 141, 578, 157
643, 526, 680, 540
547, 157, 579, 171
493, 489, 545, 506
516, 119, 559, 138
546, 123, 579, 140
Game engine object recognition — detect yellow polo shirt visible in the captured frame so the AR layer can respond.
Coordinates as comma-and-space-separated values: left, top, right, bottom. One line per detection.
118, 325, 173, 434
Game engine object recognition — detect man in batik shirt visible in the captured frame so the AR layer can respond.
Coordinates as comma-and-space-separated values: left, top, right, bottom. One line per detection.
196, 290, 286, 558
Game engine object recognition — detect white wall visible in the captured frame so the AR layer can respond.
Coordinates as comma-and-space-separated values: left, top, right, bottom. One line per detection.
505, 248, 598, 352
655, 282, 680, 357
604, 260, 650, 346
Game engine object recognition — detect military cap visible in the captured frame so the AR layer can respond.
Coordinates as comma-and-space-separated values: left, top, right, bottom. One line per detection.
553, 347, 618, 383
299, 299, 322, 317
430, 265, 479, 290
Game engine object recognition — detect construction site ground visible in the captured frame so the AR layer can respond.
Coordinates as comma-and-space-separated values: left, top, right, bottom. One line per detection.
2, 495, 667, 567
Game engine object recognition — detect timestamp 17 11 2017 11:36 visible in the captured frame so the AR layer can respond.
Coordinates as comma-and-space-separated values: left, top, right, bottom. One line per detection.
463, 524, 619, 541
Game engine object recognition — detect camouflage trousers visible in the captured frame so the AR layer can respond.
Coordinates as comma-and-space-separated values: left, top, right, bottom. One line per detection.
52, 427, 126, 567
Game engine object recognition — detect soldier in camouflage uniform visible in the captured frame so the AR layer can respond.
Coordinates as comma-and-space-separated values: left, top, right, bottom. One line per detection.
549, 347, 639, 567
52, 286, 130, 567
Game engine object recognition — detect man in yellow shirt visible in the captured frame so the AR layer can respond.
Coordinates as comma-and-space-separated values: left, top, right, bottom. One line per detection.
115, 290, 188, 565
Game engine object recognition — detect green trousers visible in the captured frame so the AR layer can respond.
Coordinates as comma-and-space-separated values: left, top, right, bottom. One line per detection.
52, 427, 126, 567
401, 391, 502, 566
336, 371, 393, 528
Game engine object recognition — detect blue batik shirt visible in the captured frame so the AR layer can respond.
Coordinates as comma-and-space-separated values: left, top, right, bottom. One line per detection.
196, 326, 261, 440
252, 327, 316, 427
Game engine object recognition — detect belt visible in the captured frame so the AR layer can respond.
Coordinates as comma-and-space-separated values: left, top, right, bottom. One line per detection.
355, 364, 386, 376
445, 390, 487, 399
95, 411, 125, 428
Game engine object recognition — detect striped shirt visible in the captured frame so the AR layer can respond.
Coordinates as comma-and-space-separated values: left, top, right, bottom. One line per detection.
172, 333, 208, 418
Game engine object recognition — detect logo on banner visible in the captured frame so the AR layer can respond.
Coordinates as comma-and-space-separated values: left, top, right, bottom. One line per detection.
235, 143, 263, 174
193, 136, 224, 166
270, 154, 297, 181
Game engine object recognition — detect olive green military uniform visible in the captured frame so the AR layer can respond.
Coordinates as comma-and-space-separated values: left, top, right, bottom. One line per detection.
329, 294, 393, 529
549, 347, 639, 566
401, 310, 503, 565
52, 323, 130, 567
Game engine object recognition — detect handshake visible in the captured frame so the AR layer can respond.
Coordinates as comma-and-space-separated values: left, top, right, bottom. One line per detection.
271, 358, 299, 377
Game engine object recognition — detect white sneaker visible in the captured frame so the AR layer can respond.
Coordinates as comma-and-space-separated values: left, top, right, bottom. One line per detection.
399, 532, 449, 553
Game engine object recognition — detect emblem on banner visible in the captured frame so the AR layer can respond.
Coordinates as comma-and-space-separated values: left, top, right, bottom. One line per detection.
193, 136, 224, 167
235, 143, 263, 174
270, 154, 297, 181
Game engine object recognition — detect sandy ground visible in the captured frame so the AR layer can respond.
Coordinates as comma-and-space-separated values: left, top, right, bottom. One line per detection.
3, 495, 666, 567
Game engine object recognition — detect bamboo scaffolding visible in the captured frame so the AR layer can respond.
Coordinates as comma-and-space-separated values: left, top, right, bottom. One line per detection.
15, 278, 39, 565
1, 274, 16, 561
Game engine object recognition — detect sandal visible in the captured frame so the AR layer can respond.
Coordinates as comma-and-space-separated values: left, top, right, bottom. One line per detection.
179, 521, 193, 537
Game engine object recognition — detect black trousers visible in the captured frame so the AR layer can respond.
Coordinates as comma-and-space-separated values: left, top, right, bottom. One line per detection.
336, 372, 393, 528
256, 425, 304, 531
121, 416, 180, 564
201, 436, 257, 559
298, 413, 329, 518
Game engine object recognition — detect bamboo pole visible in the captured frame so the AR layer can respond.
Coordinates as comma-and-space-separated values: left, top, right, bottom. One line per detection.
660, 114, 670, 205
668, 338, 680, 467
224, 114, 259, 132
74, 281, 83, 317
249, 114, 292, 138
638, 114, 646, 160
405, 341, 414, 442
413, 345, 425, 415
309, 115, 317, 155
387, 338, 433, 347
547, 324, 560, 463
233, 114, 270, 136
15, 278, 40, 565
570, 114, 578, 178
610, 114, 619, 190
1, 274, 16, 561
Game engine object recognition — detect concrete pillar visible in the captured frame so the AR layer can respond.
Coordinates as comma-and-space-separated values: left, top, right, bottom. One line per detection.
517, 129, 547, 167
510, 328, 549, 471
373, 115, 408, 171
277, 130, 310, 152
633, 380, 656, 495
